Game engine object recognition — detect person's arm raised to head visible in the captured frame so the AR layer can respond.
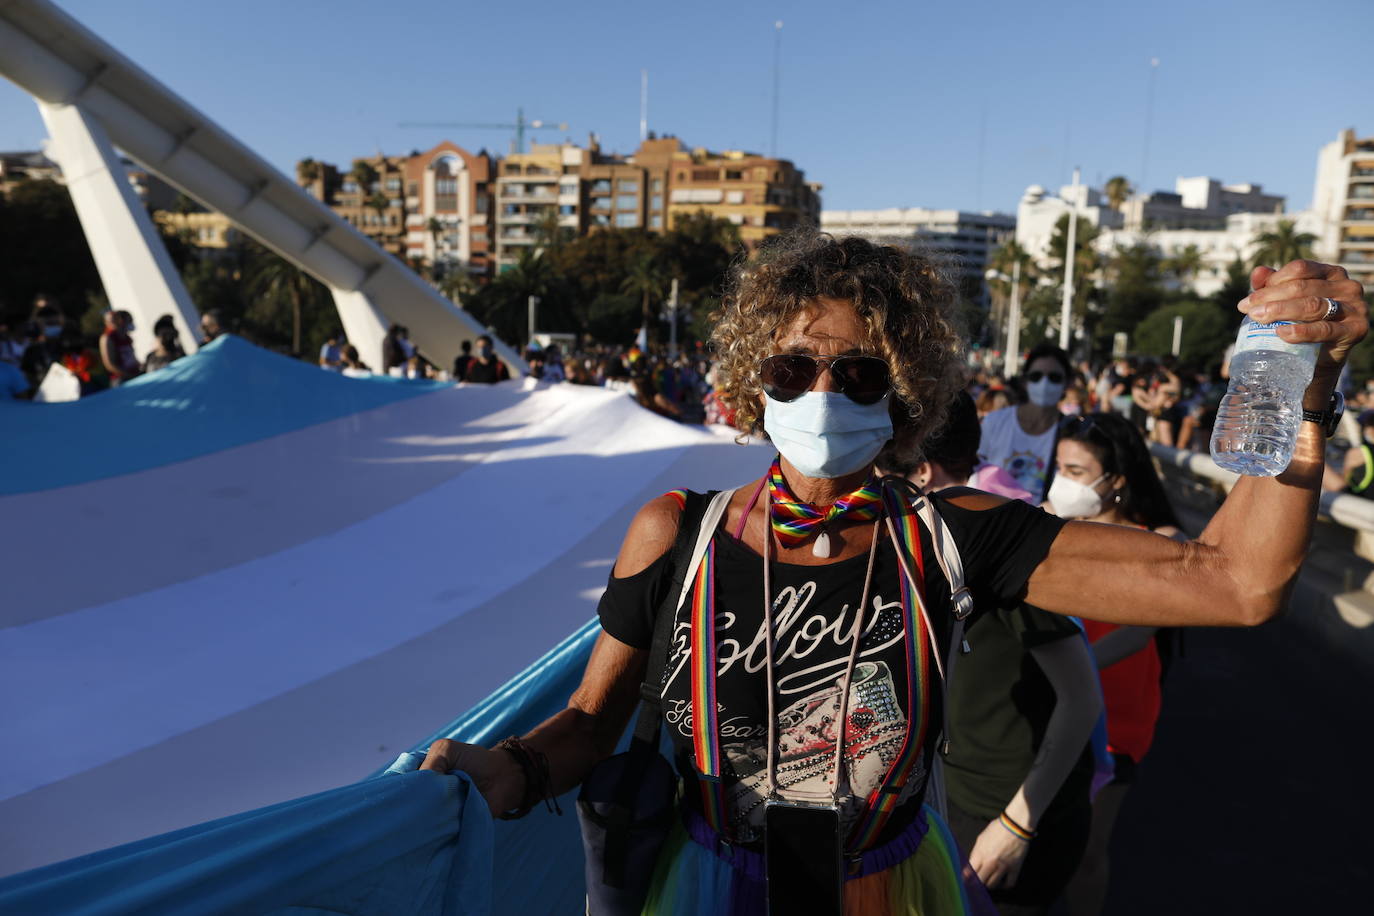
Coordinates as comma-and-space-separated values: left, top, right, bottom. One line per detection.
419, 494, 681, 814
1025, 261, 1366, 628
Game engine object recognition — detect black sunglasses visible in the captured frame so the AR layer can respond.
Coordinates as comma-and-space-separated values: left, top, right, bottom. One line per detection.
1026, 370, 1065, 384
759, 354, 891, 405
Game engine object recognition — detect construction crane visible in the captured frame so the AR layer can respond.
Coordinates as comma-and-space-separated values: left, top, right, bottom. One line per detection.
398, 107, 568, 154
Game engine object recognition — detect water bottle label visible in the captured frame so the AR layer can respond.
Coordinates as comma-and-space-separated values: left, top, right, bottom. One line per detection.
1232, 318, 1320, 363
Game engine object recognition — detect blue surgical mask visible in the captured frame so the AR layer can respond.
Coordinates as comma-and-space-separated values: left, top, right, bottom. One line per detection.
763, 390, 893, 479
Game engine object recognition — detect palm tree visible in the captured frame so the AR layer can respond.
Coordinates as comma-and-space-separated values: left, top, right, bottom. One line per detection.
348, 159, 379, 198
1104, 176, 1133, 211
1167, 243, 1204, 292
296, 157, 321, 185
248, 252, 327, 355
985, 240, 1035, 337
533, 208, 568, 252
620, 251, 665, 340
1252, 219, 1316, 267
439, 269, 477, 304
366, 192, 391, 229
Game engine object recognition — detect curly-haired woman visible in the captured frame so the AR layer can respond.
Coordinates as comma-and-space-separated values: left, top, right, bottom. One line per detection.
420, 233, 1366, 915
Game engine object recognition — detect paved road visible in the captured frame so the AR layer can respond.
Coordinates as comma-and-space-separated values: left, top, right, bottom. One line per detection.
1105, 612, 1369, 913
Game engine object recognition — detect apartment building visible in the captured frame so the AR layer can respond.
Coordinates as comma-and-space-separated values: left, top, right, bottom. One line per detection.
632, 138, 820, 246
493, 142, 583, 270
301, 142, 497, 278
820, 207, 1015, 301
324, 134, 820, 274
1120, 177, 1284, 231
1313, 127, 1374, 288
403, 141, 495, 277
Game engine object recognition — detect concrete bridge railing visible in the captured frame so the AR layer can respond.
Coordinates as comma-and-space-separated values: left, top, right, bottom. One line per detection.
1149, 442, 1374, 656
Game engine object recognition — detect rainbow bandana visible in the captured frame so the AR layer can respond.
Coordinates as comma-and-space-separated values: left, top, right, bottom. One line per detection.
766, 456, 883, 549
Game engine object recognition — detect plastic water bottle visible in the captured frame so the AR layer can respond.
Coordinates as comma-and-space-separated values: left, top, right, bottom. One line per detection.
1210, 317, 1319, 477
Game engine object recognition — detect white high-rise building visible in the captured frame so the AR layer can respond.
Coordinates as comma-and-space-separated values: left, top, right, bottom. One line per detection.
819, 207, 1015, 301
1015, 175, 1313, 299
1312, 128, 1374, 289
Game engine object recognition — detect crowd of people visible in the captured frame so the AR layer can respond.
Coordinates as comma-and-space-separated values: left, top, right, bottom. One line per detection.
0, 294, 227, 401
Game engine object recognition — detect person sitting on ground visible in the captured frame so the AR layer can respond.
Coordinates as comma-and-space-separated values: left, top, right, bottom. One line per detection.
980, 343, 1073, 501
1051, 413, 1183, 916
464, 335, 510, 384
99, 310, 141, 386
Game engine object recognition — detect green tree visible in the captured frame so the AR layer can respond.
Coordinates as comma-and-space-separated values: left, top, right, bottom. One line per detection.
985, 240, 1036, 341
1132, 300, 1234, 370
1252, 219, 1316, 268
532, 208, 571, 251
1166, 243, 1204, 293
247, 246, 331, 355
365, 192, 390, 228
1046, 214, 1100, 343
1098, 243, 1165, 349
348, 159, 379, 194
467, 249, 566, 344
0, 178, 103, 327
621, 251, 666, 340
296, 158, 321, 184
1212, 257, 1251, 316
1104, 176, 1133, 211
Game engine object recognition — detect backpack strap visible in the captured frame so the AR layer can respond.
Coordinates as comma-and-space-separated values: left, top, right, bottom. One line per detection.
879, 477, 973, 823
632, 488, 734, 745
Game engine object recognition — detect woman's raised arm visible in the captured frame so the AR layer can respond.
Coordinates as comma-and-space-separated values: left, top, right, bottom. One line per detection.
1025, 260, 1366, 627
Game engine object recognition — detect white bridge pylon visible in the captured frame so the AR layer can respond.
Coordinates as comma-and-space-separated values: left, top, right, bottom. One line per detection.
0, 0, 523, 375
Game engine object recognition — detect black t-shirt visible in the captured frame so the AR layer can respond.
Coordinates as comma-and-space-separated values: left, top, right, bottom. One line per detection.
942, 605, 1093, 825
465, 357, 507, 384
597, 489, 1066, 844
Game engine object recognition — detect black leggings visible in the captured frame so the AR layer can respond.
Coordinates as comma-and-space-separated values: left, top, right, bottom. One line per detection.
946, 800, 1091, 916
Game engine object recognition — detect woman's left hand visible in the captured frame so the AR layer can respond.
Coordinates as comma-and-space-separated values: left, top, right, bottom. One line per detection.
966, 818, 1031, 890
1241, 260, 1368, 377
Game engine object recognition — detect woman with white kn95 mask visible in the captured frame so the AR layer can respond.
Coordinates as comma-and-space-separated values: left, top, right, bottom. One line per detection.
979, 343, 1074, 502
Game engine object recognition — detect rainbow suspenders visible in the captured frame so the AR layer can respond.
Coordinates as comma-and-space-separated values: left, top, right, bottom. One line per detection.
686, 484, 932, 850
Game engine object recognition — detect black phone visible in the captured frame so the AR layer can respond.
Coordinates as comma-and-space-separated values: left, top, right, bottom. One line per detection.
763, 800, 843, 916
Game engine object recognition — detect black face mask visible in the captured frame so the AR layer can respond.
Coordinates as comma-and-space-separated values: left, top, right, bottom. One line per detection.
478, 345, 492, 358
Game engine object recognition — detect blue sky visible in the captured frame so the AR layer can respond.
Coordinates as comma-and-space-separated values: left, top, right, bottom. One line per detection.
0, 0, 1367, 214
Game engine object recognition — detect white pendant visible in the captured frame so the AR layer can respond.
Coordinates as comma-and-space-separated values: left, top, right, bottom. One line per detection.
812, 530, 832, 558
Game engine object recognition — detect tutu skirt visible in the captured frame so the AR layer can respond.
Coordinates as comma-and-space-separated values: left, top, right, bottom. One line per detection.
642, 805, 995, 916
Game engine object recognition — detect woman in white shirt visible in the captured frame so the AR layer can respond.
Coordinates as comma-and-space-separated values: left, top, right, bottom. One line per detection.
979, 343, 1072, 501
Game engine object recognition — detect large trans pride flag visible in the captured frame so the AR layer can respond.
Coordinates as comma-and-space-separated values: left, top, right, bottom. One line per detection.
0, 338, 767, 913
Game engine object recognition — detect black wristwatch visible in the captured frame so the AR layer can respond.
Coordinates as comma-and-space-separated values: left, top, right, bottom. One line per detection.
1301, 390, 1345, 439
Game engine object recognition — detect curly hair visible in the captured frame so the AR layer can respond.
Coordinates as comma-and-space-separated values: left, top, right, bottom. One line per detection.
710, 232, 967, 444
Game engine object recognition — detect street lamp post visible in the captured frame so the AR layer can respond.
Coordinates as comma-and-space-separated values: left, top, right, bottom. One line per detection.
986, 261, 1022, 377
1060, 167, 1080, 353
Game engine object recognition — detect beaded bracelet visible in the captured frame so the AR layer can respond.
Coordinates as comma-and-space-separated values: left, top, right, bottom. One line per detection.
997, 811, 1036, 842
494, 736, 563, 820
